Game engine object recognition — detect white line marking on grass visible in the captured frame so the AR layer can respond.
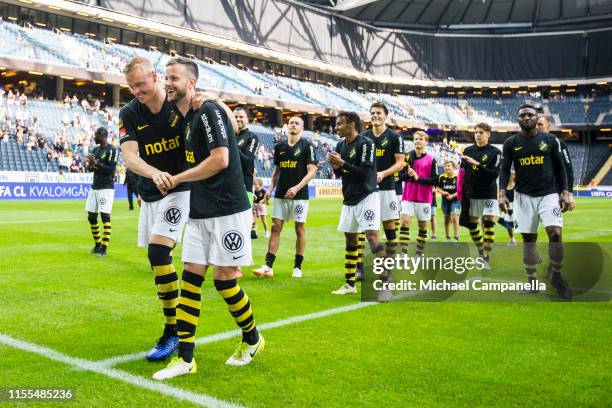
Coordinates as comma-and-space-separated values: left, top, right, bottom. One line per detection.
96, 302, 376, 368
0, 333, 243, 408
0, 216, 136, 225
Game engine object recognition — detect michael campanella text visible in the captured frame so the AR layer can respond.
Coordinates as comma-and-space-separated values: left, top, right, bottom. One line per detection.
373, 254, 486, 275
373, 279, 547, 293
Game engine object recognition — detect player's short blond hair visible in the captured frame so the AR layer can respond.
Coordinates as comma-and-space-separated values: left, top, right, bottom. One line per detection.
123, 56, 154, 75
413, 130, 428, 141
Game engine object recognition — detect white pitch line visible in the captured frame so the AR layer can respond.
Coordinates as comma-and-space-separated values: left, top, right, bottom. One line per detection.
0, 216, 136, 225
0, 333, 243, 408
96, 302, 376, 368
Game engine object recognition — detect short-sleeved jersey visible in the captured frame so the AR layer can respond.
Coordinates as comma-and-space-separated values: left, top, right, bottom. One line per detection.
438, 172, 458, 202
461, 144, 501, 199
90, 144, 118, 190
183, 101, 249, 219
362, 128, 402, 191
253, 188, 266, 204
501, 132, 567, 197
235, 128, 260, 192
119, 97, 188, 202
273, 138, 317, 200
334, 135, 377, 206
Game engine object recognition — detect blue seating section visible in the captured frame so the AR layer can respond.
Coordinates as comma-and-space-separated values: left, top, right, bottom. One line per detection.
0, 21, 610, 127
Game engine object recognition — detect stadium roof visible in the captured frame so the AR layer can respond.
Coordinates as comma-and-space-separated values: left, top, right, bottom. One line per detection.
301, 0, 612, 32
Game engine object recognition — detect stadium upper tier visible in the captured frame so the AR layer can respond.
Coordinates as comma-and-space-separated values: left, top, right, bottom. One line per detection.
1, 21, 611, 127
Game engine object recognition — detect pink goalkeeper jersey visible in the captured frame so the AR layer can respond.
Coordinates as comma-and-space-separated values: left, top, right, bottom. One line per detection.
402, 153, 434, 203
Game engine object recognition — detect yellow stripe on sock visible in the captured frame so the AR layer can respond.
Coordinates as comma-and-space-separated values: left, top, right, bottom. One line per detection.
218, 285, 240, 299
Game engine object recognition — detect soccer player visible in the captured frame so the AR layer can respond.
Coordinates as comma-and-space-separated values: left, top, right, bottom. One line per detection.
430, 193, 438, 240
438, 161, 460, 243
327, 111, 387, 296
234, 107, 261, 213
498, 170, 517, 245
362, 102, 404, 259
460, 123, 501, 268
152, 57, 263, 380
536, 115, 576, 211
85, 127, 117, 257
499, 104, 572, 299
398, 131, 438, 257
124, 168, 138, 210
252, 178, 269, 238
120, 56, 191, 362
253, 116, 317, 279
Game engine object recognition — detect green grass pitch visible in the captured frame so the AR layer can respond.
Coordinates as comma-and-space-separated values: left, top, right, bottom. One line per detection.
0, 197, 610, 407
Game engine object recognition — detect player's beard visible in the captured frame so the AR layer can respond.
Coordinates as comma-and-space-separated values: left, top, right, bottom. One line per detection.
167, 86, 187, 103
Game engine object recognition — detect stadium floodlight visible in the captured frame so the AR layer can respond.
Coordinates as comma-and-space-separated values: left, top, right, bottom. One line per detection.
332, 0, 380, 12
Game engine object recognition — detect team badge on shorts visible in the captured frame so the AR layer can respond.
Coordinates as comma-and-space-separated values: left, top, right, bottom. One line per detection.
99, 197, 106, 206
552, 207, 562, 217
423, 206, 430, 215
485, 199, 494, 208
364, 210, 376, 221
222, 231, 244, 253
164, 207, 182, 226
295, 204, 304, 215
390, 201, 397, 211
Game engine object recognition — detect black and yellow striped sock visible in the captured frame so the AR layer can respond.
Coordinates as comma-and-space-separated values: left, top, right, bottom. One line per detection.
524, 263, 537, 278
468, 223, 484, 257
356, 233, 366, 272
395, 219, 400, 232
482, 220, 495, 259
177, 270, 204, 363
345, 244, 358, 287
384, 228, 398, 256
148, 244, 179, 336
214, 279, 259, 345
399, 226, 410, 254
90, 223, 101, 246
416, 229, 427, 256
101, 218, 111, 249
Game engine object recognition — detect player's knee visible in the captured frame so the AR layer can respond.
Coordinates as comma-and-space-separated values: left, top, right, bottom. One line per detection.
271, 223, 282, 234
547, 228, 562, 242
148, 243, 172, 266
467, 222, 479, 230
87, 212, 98, 225
100, 213, 111, 223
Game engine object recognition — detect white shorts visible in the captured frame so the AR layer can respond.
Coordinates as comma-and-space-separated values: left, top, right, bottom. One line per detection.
338, 192, 381, 233
137, 191, 190, 248
253, 202, 267, 216
469, 198, 499, 218
400, 201, 431, 221
85, 189, 114, 214
181, 209, 253, 267
514, 192, 563, 234
379, 190, 400, 221
271, 198, 309, 223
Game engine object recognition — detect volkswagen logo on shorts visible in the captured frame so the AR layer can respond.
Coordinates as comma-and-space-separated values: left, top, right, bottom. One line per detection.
222, 230, 244, 253
390, 201, 397, 211
423, 206, 430, 215
552, 207, 562, 217
164, 207, 182, 226
295, 204, 304, 215
99, 197, 106, 206
485, 199, 494, 208
364, 210, 375, 221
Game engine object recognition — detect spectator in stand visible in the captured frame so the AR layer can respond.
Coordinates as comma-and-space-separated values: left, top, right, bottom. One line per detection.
71, 94, 79, 108
19, 92, 27, 106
